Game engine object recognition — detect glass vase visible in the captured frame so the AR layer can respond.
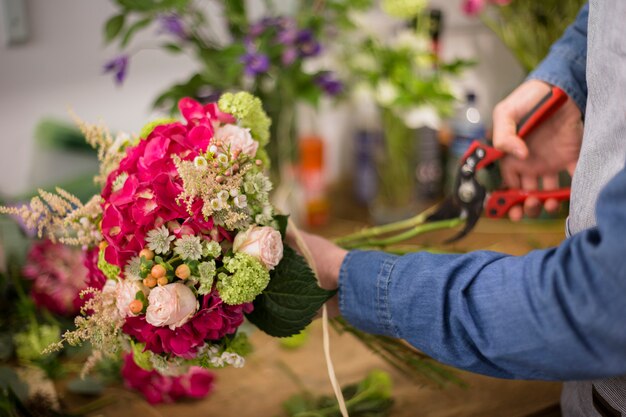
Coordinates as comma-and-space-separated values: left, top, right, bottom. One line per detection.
369, 109, 418, 224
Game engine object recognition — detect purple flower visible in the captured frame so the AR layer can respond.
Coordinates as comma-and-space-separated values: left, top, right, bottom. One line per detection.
241, 52, 270, 76
103, 54, 129, 85
296, 30, 321, 58
158, 13, 187, 40
282, 47, 298, 65
315, 72, 343, 96
277, 27, 298, 45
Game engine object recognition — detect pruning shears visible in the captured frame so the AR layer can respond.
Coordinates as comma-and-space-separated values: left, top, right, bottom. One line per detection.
427, 85, 571, 242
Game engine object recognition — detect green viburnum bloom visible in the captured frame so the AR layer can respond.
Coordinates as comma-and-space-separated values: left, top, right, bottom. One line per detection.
217, 253, 270, 305
197, 260, 217, 295
174, 235, 203, 261
98, 247, 121, 279
218, 92, 271, 147
203, 241, 222, 259
139, 118, 178, 139
14, 324, 60, 362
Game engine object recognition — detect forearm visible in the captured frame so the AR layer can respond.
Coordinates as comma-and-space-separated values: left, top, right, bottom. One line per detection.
339, 163, 626, 381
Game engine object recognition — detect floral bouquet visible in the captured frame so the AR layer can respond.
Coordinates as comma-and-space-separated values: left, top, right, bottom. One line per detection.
1, 92, 334, 376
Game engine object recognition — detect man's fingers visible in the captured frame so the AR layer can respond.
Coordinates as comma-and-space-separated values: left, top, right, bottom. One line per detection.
508, 205, 524, 222
521, 175, 542, 217
492, 106, 529, 159
541, 175, 560, 213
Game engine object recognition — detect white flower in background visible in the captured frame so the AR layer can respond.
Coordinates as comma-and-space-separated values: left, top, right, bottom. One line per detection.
255, 204, 274, 225
146, 283, 198, 329
391, 29, 429, 53
351, 53, 379, 72
401, 106, 441, 129
233, 226, 283, 270
115, 280, 149, 318
375, 80, 399, 106
174, 235, 203, 261
146, 225, 175, 254
124, 256, 142, 281
214, 125, 259, 158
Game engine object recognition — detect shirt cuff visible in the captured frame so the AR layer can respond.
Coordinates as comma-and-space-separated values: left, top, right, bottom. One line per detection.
338, 250, 400, 337
528, 47, 587, 115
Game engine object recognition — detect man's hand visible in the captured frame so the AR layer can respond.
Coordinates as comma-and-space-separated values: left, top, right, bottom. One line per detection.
286, 229, 347, 317
492, 80, 583, 220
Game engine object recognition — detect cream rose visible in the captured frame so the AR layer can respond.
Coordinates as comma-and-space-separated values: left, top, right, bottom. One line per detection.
214, 125, 259, 158
115, 280, 149, 318
233, 226, 283, 270
146, 283, 198, 329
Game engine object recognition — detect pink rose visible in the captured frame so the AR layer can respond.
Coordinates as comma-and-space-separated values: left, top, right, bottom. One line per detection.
146, 283, 198, 329
233, 226, 283, 270
116, 280, 149, 318
214, 125, 259, 158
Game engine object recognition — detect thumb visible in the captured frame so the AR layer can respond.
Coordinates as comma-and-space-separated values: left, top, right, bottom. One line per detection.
492, 105, 529, 160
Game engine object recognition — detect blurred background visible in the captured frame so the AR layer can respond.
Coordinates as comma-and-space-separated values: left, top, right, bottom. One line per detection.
0, 1, 583, 415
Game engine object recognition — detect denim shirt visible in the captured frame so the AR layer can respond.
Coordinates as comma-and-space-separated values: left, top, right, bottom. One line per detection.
339, 2, 626, 381
528, 3, 589, 115
339, 159, 626, 380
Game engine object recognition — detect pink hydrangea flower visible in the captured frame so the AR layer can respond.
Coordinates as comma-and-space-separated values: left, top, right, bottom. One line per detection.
121, 353, 215, 404
123, 289, 252, 357
22, 240, 88, 316
100, 98, 235, 268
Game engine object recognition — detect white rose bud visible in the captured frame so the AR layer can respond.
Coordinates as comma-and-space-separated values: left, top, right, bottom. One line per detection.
233, 226, 283, 270
115, 280, 149, 318
214, 125, 259, 158
146, 283, 199, 329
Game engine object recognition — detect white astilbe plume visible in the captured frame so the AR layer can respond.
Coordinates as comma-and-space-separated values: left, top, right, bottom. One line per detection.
0, 190, 102, 246
70, 110, 133, 186
44, 287, 124, 377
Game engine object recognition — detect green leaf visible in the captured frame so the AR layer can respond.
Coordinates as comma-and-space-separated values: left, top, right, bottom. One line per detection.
162, 42, 184, 54
120, 17, 152, 48
246, 246, 336, 337
274, 214, 289, 240
104, 14, 126, 44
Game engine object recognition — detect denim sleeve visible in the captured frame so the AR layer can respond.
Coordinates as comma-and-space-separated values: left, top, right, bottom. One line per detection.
339, 162, 626, 381
528, 3, 589, 114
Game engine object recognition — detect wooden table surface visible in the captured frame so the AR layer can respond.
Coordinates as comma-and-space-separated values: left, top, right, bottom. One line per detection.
61, 216, 568, 417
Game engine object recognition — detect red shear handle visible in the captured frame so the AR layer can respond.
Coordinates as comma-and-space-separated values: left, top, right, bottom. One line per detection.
517, 85, 568, 138
485, 188, 571, 218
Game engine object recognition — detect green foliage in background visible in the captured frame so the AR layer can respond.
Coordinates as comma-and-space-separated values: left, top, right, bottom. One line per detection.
481, 0, 586, 72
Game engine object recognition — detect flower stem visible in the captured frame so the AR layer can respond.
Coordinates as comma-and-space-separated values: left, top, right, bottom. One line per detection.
341, 218, 463, 250
333, 204, 438, 246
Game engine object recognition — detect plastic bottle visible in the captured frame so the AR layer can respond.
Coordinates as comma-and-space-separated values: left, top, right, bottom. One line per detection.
415, 9, 445, 202
446, 92, 486, 191
299, 135, 329, 227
